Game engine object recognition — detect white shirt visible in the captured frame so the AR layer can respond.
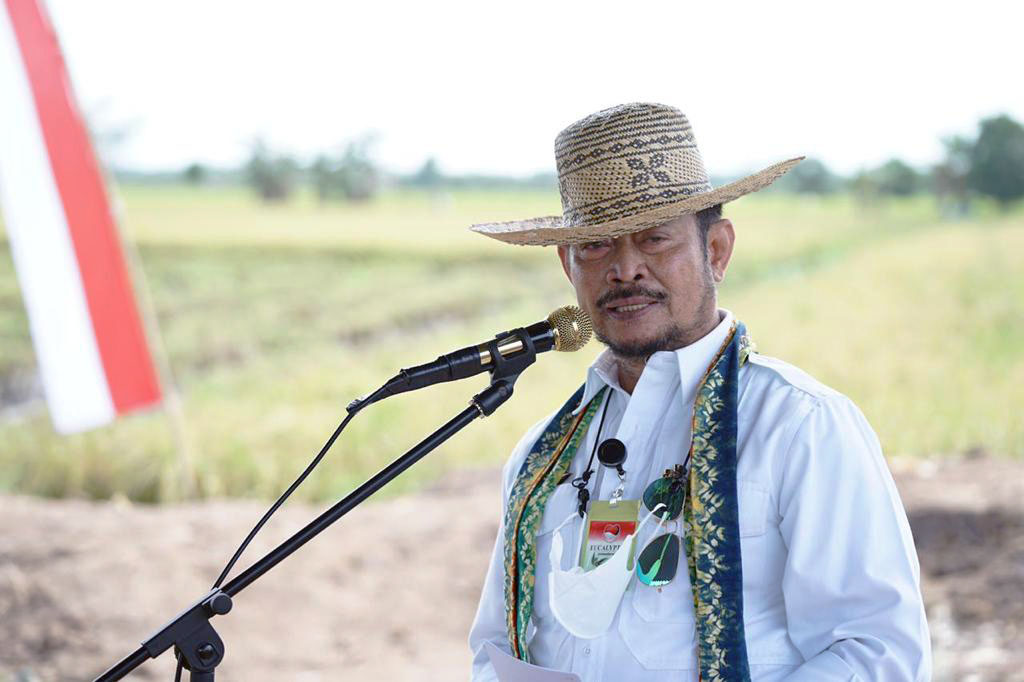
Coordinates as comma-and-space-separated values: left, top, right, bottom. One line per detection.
469, 310, 931, 681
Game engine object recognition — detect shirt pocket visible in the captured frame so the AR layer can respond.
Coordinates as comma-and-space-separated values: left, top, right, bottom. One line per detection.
619, 520, 697, 671
738, 479, 770, 537
619, 578, 697, 670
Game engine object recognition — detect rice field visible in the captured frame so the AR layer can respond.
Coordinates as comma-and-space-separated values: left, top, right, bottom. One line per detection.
0, 186, 1020, 502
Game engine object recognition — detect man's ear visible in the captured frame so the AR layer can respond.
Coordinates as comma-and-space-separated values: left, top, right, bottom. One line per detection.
557, 245, 573, 282
706, 218, 736, 283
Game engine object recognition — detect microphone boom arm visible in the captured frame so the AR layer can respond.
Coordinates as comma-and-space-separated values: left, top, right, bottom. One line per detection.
93, 338, 539, 682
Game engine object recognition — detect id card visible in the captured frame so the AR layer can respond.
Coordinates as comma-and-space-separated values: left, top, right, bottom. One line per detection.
579, 499, 639, 571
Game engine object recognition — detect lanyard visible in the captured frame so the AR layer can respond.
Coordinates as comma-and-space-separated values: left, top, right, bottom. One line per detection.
571, 389, 613, 517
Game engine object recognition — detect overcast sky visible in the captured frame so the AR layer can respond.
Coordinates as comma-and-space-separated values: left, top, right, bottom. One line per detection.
45, 0, 1024, 177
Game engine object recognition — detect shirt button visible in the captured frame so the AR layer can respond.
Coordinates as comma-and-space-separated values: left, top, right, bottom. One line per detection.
583, 647, 591, 655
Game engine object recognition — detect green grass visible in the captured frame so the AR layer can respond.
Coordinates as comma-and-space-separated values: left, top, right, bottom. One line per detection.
0, 186, 1020, 503
731, 213, 1024, 457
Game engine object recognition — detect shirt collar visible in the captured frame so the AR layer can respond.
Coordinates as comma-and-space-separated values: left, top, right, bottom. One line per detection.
572, 309, 735, 415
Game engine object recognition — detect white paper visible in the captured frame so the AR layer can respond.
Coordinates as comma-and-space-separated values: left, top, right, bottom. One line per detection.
484, 641, 582, 682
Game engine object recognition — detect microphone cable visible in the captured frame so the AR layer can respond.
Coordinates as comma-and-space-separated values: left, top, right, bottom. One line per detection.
210, 406, 363, 590
174, 387, 385, 680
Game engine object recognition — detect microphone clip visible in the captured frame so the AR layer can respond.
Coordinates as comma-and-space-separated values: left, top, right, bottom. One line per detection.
485, 327, 539, 382
470, 328, 538, 418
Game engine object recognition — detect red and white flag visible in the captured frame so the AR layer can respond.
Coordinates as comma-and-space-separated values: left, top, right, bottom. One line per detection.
0, 0, 161, 433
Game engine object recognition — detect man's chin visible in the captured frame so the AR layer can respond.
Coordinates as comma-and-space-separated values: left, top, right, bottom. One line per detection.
595, 327, 687, 359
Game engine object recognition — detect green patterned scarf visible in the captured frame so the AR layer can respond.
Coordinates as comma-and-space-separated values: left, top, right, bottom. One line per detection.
502, 321, 754, 681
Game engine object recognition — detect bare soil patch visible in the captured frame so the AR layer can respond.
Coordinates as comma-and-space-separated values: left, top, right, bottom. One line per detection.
1, 455, 1021, 681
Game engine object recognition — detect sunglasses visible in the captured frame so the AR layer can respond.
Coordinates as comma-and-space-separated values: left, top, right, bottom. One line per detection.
636, 464, 687, 587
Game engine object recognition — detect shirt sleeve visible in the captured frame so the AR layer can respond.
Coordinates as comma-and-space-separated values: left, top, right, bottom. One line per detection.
468, 515, 509, 682
777, 395, 931, 681
468, 416, 550, 682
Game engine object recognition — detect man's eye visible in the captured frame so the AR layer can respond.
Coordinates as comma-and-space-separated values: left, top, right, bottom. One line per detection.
575, 240, 612, 260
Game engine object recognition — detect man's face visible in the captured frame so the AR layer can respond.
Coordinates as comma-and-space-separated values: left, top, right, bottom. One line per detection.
557, 215, 731, 358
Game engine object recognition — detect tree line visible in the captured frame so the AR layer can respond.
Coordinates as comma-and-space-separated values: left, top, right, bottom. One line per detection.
769, 114, 1024, 210
179, 113, 1024, 210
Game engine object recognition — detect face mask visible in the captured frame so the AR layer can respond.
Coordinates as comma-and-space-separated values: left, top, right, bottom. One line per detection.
546, 503, 665, 639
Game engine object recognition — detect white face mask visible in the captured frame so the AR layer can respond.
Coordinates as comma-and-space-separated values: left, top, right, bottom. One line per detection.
546, 504, 665, 639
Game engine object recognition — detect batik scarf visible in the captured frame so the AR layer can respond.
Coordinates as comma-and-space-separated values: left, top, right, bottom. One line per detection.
502, 321, 754, 682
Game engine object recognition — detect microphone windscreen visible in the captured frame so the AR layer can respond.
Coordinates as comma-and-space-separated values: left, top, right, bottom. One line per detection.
548, 305, 592, 352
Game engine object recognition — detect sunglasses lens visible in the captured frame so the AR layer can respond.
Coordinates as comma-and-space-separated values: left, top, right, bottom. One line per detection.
636, 532, 680, 587
642, 476, 685, 520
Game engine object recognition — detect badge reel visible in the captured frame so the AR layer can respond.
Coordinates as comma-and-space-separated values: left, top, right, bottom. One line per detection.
597, 438, 627, 505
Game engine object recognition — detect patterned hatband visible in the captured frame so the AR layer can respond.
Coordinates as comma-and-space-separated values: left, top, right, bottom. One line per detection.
470, 102, 803, 246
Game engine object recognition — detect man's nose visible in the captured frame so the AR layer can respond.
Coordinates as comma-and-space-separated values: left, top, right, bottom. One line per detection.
607, 241, 647, 283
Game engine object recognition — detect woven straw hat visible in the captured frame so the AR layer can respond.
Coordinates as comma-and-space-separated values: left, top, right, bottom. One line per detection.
470, 103, 803, 246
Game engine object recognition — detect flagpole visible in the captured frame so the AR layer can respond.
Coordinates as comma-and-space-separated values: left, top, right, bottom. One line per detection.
108, 188, 200, 500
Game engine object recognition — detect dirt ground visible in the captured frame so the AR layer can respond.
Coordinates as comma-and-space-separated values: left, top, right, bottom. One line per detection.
1, 453, 1021, 682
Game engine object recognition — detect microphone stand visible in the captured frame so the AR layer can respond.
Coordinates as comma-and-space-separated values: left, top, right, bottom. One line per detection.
93, 329, 541, 681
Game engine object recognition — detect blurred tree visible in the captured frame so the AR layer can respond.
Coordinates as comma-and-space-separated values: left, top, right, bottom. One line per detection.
337, 136, 379, 201
183, 162, 207, 185
849, 170, 880, 206
967, 114, 1024, 206
246, 139, 296, 202
874, 159, 920, 196
778, 157, 841, 194
411, 157, 443, 189
310, 154, 335, 202
307, 135, 380, 202
931, 135, 972, 216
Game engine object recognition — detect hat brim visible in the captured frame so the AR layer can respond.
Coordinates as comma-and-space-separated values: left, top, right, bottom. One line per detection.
470, 156, 804, 246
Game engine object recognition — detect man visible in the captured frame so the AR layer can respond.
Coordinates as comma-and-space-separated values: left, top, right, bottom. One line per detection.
467, 103, 930, 681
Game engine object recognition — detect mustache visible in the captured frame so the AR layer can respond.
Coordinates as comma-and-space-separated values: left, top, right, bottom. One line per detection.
596, 285, 667, 308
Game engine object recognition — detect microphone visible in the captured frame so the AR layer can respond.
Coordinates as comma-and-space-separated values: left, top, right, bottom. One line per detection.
349, 305, 592, 412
